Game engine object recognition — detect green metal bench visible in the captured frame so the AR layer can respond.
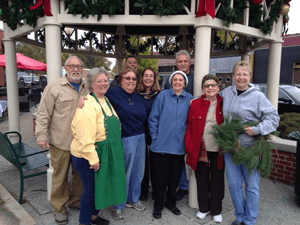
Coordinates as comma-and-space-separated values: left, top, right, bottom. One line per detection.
0, 131, 49, 204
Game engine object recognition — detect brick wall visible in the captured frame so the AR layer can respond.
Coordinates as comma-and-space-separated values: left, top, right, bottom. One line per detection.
270, 149, 297, 185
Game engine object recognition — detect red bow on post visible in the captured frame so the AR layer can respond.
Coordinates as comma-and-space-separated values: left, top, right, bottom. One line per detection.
195, 0, 215, 19
30, 0, 53, 16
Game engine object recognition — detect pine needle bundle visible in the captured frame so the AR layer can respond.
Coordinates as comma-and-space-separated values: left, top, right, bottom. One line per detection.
212, 117, 278, 178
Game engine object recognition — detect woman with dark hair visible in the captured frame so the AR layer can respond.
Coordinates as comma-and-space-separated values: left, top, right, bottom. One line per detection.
105, 68, 148, 220
185, 74, 224, 223
136, 67, 161, 201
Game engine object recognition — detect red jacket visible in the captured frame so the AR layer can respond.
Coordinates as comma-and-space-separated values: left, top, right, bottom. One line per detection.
185, 94, 224, 171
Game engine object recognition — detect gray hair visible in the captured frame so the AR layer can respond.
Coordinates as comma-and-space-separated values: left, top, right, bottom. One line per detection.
86, 67, 109, 92
64, 56, 83, 67
175, 50, 191, 62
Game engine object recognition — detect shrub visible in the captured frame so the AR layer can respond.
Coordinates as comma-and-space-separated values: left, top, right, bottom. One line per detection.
277, 113, 300, 139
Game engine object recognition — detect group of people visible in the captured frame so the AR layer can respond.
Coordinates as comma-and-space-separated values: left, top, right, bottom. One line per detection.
35, 51, 280, 225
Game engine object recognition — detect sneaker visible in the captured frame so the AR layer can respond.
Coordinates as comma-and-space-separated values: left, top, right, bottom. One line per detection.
112, 209, 123, 220
213, 214, 223, 223
125, 202, 146, 211
231, 220, 245, 225
176, 189, 189, 201
196, 211, 208, 219
54, 212, 68, 224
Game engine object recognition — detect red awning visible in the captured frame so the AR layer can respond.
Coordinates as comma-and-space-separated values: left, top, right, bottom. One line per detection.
0, 53, 47, 71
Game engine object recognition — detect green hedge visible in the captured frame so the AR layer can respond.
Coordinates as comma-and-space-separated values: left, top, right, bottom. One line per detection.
277, 113, 300, 139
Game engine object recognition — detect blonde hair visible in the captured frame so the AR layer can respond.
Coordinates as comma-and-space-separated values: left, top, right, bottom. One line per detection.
233, 61, 252, 75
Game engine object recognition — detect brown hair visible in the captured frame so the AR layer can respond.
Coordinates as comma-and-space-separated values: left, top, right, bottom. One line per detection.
233, 61, 252, 75
201, 74, 220, 89
136, 67, 161, 93
118, 68, 137, 85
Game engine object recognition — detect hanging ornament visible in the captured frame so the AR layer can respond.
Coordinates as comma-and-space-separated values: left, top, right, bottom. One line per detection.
282, 14, 289, 35
196, 0, 216, 19
279, 4, 290, 15
252, 0, 263, 4
30, 0, 53, 17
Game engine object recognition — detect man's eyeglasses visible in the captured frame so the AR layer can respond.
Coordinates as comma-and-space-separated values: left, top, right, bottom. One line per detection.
203, 83, 219, 89
66, 64, 83, 69
124, 77, 137, 81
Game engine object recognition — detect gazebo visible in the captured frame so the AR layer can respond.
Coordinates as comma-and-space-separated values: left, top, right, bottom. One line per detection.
1, 0, 289, 205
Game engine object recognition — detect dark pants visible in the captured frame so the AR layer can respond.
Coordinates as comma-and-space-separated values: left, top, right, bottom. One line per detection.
72, 155, 100, 225
150, 151, 184, 211
141, 144, 150, 196
195, 152, 225, 216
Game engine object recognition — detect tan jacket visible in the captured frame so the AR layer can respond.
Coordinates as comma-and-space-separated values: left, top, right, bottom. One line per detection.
35, 75, 88, 151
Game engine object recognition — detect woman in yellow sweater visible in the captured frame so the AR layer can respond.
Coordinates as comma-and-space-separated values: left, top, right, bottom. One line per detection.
71, 68, 126, 225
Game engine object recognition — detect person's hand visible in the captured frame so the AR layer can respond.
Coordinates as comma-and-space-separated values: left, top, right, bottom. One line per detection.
78, 95, 88, 108
90, 162, 100, 172
37, 141, 50, 149
245, 127, 255, 136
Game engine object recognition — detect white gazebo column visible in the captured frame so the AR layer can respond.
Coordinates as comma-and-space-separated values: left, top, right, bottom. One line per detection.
44, 0, 62, 84
241, 53, 250, 62
266, 40, 283, 110
266, 17, 283, 110
189, 16, 213, 209
43, 0, 61, 201
2, 36, 20, 139
193, 17, 213, 97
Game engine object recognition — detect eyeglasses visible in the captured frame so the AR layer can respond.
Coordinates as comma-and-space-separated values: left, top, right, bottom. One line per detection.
203, 83, 219, 89
124, 77, 137, 81
235, 73, 250, 77
66, 64, 83, 69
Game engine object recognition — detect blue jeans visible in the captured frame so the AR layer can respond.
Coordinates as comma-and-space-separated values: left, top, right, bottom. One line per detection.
178, 163, 189, 190
114, 133, 145, 210
72, 155, 100, 225
224, 153, 260, 225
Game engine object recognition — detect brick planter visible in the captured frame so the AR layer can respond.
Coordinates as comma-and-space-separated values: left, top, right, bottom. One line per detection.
269, 138, 297, 185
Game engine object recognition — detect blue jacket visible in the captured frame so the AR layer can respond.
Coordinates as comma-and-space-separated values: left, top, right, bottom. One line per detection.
221, 83, 280, 147
148, 88, 193, 155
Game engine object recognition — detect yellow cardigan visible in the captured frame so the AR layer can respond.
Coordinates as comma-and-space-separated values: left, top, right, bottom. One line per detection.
71, 94, 117, 166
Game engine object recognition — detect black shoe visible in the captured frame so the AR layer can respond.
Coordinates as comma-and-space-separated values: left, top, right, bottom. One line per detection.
92, 216, 110, 225
153, 209, 161, 219
165, 205, 181, 215
176, 189, 189, 201
231, 220, 244, 225
139, 193, 148, 201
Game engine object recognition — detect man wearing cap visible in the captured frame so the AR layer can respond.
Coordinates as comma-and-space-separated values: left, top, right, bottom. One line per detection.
164, 50, 194, 200
148, 70, 193, 219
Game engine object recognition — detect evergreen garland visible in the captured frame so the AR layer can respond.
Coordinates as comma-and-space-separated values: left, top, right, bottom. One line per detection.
133, 0, 188, 16
215, 0, 248, 27
0, 0, 285, 35
1, 0, 44, 30
212, 117, 279, 178
64, 0, 124, 21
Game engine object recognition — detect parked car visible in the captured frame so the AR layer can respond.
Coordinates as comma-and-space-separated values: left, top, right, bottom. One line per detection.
17, 72, 39, 84
258, 84, 300, 114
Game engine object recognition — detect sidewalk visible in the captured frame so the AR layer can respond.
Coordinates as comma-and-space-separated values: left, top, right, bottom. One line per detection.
0, 108, 300, 224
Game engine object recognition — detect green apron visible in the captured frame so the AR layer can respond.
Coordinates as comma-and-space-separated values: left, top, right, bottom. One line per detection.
92, 93, 126, 209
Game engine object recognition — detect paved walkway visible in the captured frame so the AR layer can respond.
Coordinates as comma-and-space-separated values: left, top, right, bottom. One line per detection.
0, 108, 300, 224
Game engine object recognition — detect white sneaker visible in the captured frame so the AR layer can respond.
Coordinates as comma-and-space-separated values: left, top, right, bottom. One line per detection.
196, 211, 208, 219
213, 214, 223, 223
112, 209, 123, 220
125, 201, 146, 211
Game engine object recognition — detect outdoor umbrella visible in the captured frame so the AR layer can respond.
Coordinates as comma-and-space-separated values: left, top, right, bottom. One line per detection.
0, 53, 47, 71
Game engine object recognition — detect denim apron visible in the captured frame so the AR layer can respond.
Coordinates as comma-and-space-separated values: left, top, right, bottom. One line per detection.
92, 93, 127, 209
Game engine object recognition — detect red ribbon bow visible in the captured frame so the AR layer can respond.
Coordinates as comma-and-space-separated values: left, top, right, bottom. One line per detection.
195, 0, 215, 19
30, 0, 53, 17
